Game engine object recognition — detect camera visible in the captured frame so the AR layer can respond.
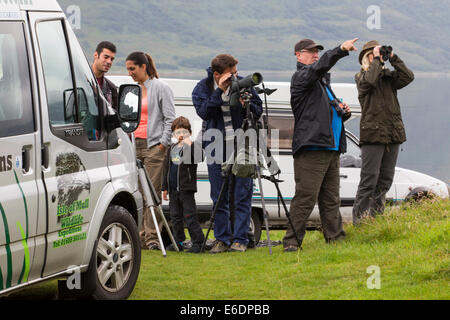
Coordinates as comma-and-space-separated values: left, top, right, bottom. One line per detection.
379, 45, 393, 62
229, 72, 263, 108
330, 98, 349, 117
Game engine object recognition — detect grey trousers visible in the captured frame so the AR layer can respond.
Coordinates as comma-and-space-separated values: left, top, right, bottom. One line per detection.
352, 144, 400, 225
283, 150, 346, 248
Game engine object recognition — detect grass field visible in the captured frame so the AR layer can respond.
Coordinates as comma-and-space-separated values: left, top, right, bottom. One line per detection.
5, 198, 449, 300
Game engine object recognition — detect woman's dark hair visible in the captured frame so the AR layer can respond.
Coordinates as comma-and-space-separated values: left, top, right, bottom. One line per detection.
126, 51, 159, 79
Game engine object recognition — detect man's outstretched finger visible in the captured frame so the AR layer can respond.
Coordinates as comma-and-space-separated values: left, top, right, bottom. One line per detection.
349, 38, 359, 51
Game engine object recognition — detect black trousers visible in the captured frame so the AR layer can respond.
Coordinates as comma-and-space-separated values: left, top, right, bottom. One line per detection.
168, 190, 205, 246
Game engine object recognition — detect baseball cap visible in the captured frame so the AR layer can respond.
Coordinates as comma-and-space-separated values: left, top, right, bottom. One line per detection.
294, 39, 324, 54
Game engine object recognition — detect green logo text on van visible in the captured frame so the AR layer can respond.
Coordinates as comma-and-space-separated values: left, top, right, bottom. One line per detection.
57, 198, 89, 217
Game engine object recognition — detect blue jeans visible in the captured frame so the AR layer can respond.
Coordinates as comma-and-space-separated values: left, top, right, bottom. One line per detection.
208, 163, 253, 246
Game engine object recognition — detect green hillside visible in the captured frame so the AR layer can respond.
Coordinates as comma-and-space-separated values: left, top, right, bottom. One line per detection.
58, 0, 450, 76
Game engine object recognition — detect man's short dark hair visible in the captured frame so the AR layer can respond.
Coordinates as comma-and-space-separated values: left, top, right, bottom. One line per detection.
95, 41, 116, 55
211, 54, 238, 74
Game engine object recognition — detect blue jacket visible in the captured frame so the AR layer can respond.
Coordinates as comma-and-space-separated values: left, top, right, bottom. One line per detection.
192, 67, 263, 148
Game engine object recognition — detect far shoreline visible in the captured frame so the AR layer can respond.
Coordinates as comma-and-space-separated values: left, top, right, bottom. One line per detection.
109, 70, 450, 82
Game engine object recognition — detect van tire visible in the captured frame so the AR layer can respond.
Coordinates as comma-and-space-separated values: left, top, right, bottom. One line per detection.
405, 187, 433, 202
79, 205, 141, 300
251, 210, 262, 245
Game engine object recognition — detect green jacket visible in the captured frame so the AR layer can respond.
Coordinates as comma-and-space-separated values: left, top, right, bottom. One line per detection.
355, 54, 414, 145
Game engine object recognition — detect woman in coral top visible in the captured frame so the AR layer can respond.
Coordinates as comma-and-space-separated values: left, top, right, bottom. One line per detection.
126, 52, 176, 250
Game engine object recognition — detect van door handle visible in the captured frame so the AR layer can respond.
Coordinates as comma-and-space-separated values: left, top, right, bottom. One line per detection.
340, 174, 348, 179
42, 143, 50, 169
22, 144, 32, 173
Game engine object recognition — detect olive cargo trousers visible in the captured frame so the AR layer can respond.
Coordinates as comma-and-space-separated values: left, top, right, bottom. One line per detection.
283, 150, 346, 248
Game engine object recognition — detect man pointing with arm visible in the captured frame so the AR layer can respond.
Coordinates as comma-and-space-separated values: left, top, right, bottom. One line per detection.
283, 38, 358, 252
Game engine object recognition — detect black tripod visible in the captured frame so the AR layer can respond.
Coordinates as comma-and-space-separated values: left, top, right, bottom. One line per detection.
244, 91, 303, 251
200, 88, 302, 253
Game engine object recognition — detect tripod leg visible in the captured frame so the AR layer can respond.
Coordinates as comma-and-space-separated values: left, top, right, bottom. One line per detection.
201, 174, 229, 253
157, 204, 179, 252
274, 180, 303, 248
138, 166, 179, 255
256, 168, 272, 255
150, 206, 167, 257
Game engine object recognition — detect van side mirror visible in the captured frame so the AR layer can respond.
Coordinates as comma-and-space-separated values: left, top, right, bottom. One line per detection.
118, 84, 142, 133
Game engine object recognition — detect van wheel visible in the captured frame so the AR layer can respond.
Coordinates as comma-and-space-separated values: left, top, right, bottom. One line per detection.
251, 210, 262, 245
80, 205, 141, 300
405, 187, 434, 202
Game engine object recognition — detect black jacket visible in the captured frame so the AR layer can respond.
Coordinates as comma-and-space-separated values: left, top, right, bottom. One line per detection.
162, 142, 202, 193
290, 46, 351, 156
192, 67, 263, 149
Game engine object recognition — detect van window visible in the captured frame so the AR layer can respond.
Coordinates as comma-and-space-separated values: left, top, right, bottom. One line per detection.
37, 20, 101, 141
36, 20, 76, 126
266, 115, 294, 149
0, 22, 34, 138
66, 27, 101, 141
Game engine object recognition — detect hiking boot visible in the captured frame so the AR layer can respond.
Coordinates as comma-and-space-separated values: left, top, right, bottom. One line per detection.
147, 242, 161, 251
186, 245, 202, 253
283, 245, 299, 252
247, 239, 256, 249
209, 241, 229, 254
167, 242, 183, 252
229, 242, 247, 252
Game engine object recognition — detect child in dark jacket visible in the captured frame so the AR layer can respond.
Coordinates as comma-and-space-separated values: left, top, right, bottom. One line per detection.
162, 116, 205, 253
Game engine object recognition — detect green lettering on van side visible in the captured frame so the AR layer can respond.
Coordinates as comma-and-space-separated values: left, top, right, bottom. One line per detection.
57, 198, 89, 217
61, 214, 84, 228
53, 232, 87, 248
58, 225, 82, 238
